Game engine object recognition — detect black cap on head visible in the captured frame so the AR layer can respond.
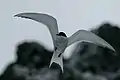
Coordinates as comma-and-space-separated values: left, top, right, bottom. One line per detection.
57, 32, 67, 37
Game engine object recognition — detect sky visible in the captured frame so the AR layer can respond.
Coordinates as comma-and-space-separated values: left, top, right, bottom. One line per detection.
0, 0, 120, 74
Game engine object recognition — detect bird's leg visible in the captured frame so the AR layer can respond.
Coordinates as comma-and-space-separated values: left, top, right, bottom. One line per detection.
54, 46, 62, 57
55, 47, 57, 51
58, 53, 62, 57
55, 47, 62, 57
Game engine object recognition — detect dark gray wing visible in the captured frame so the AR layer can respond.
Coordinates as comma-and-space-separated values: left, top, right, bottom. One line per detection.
14, 13, 59, 47
67, 30, 115, 52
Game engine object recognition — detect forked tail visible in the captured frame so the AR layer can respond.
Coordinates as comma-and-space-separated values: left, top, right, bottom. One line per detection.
49, 51, 63, 73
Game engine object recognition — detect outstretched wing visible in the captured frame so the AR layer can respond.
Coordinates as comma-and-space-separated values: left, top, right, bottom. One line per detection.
67, 30, 115, 52
14, 13, 59, 47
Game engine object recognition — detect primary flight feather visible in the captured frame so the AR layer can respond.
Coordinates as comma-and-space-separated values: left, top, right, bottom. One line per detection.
14, 12, 115, 73
14, 13, 58, 47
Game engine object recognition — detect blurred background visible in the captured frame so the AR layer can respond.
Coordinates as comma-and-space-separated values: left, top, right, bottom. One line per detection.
0, 0, 120, 80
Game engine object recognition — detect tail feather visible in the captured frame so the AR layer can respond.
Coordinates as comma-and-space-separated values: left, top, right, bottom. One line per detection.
49, 51, 63, 73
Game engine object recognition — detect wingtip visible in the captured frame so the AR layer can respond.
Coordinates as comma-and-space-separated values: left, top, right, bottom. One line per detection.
14, 13, 30, 19
110, 45, 116, 52
14, 13, 26, 17
112, 48, 117, 56
108, 46, 117, 56
110, 46, 115, 52
14, 14, 21, 17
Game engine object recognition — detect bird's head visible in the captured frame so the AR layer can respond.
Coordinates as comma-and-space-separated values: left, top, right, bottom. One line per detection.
56, 32, 67, 37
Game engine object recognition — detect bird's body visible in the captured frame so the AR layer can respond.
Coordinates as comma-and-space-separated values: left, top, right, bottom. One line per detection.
14, 12, 115, 73
55, 33, 68, 53
50, 33, 68, 71
49, 32, 68, 72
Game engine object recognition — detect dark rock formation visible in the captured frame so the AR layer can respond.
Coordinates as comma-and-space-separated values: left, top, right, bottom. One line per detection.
67, 22, 120, 80
0, 41, 53, 80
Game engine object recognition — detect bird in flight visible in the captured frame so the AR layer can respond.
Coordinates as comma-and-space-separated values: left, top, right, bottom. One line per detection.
14, 12, 115, 73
